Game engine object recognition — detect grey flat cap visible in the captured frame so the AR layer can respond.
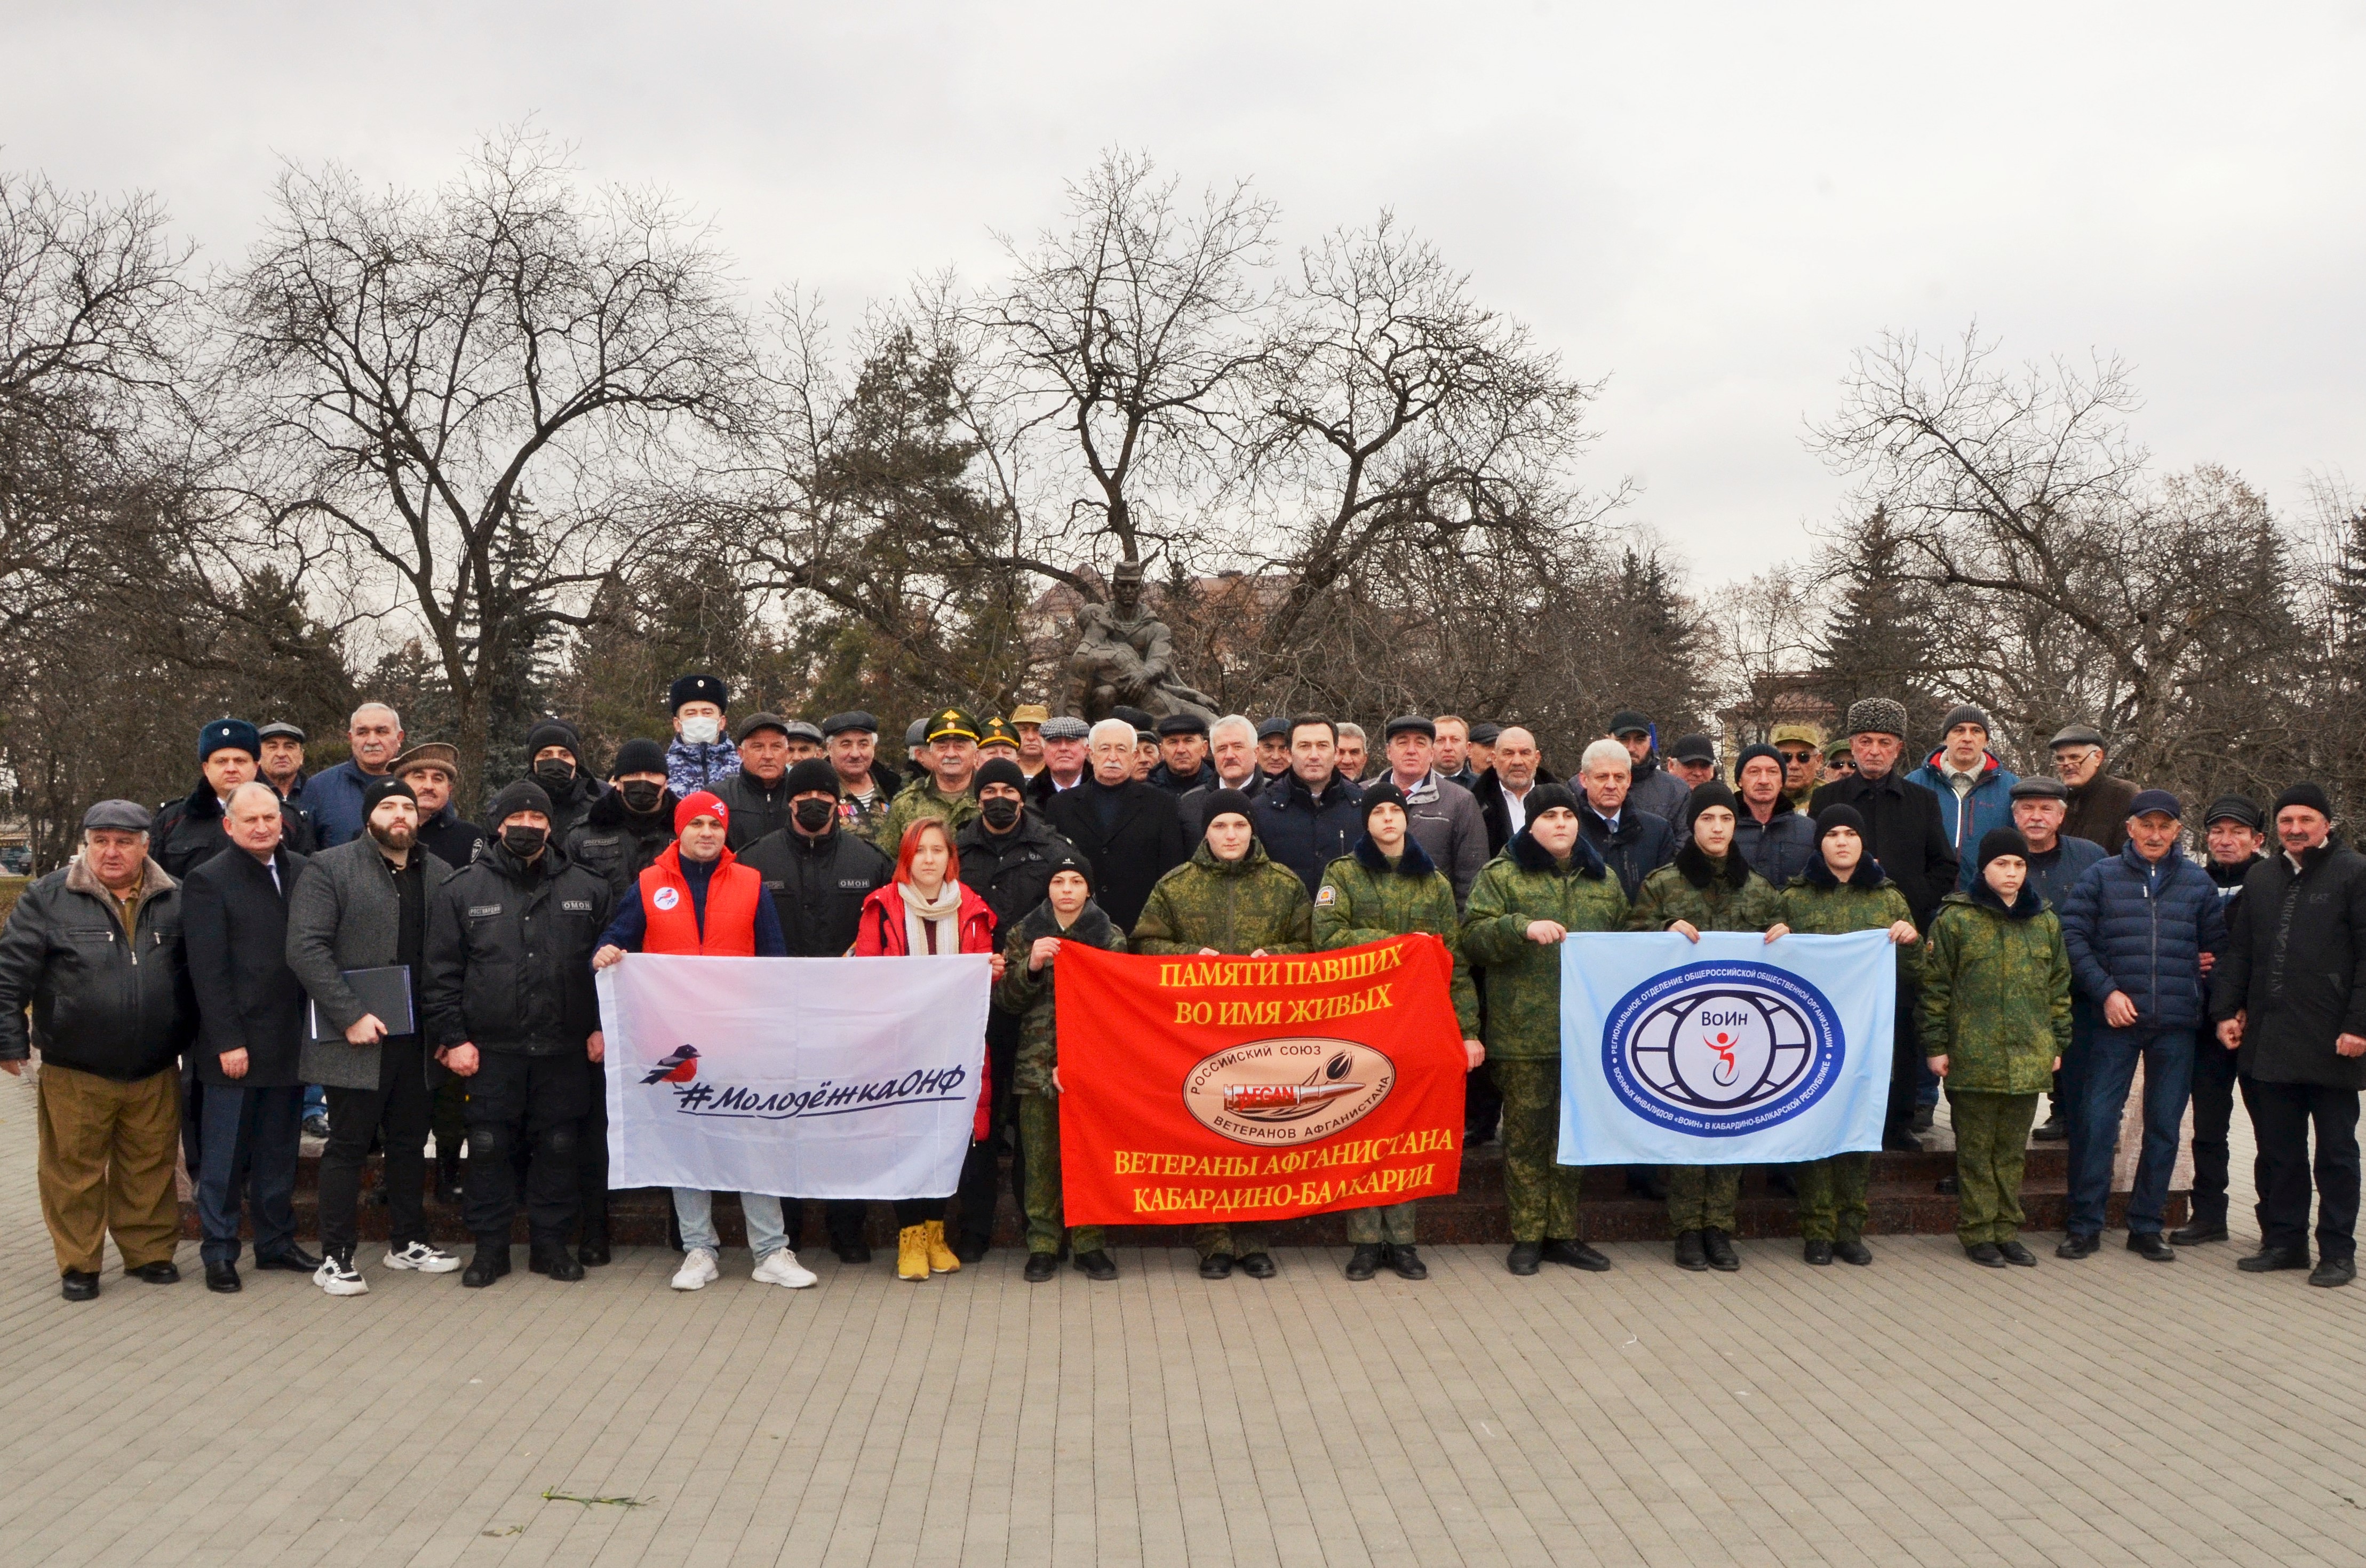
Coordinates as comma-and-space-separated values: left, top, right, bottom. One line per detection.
2049, 724, 2106, 750
83, 799, 154, 832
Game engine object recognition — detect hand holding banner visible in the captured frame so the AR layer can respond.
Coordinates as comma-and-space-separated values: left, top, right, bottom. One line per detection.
1054, 936, 1467, 1228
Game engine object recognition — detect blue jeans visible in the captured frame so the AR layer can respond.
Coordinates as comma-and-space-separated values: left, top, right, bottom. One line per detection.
2068, 1026, 2195, 1237
673, 1189, 786, 1261
196, 1083, 305, 1265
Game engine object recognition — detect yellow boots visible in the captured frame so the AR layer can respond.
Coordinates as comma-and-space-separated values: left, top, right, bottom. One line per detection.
897, 1221, 962, 1282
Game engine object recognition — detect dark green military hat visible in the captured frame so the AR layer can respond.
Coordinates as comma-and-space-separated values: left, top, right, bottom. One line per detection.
926, 706, 982, 743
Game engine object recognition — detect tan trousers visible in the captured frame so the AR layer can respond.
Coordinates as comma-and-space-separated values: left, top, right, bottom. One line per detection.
36, 1063, 182, 1275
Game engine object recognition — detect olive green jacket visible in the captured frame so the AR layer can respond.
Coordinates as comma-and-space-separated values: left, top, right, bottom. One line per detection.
878, 777, 979, 854
1129, 840, 1313, 957
1918, 887, 2073, 1094
1314, 842, 1480, 1036
1460, 833, 1629, 1061
994, 898, 1125, 1096
1779, 860, 1922, 987
1626, 842, 1784, 934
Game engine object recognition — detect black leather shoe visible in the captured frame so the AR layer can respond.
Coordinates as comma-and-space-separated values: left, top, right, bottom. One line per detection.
953, 1236, 991, 1265
1239, 1252, 1277, 1279
435, 1155, 465, 1207
1626, 1167, 1669, 1201
254, 1245, 323, 1272
128, 1260, 180, 1284
2169, 1219, 2228, 1246
1343, 1244, 1383, 1281
1997, 1241, 2037, 1267
834, 1243, 874, 1265
1198, 1251, 1234, 1280
2056, 1232, 2100, 1260
1703, 1230, 1740, 1271
60, 1270, 99, 1301
1674, 1230, 1708, 1271
1387, 1245, 1428, 1280
2126, 1231, 2176, 1262
1833, 1239, 1874, 1267
528, 1243, 584, 1282
1506, 1242, 1542, 1276
1966, 1242, 2006, 1268
2237, 1245, 2311, 1273
576, 1233, 612, 1268
1910, 1103, 1936, 1133
2309, 1256, 2355, 1288
1023, 1252, 1059, 1283
1075, 1250, 1118, 1282
461, 1244, 511, 1288
1541, 1239, 1612, 1272
1882, 1128, 1924, 1153
205, 1261, 242, 1293
1803, 1239, 1834, 1266
2030, 1115, 2068, 1142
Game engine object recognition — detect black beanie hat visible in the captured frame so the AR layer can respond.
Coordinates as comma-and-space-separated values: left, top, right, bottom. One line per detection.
2274, 782, 2332, 819
1734, 742, 1784, 779
487, 779, 554, 829
1525, 782, 1580, 821
784, 757, 840, 797
524, 719, 583, 765
1977, 826, 2032, 871
975, 758, 1028, 794
1200, 789, 1256, 831
1687, 780, 1740, 821
612, 737, 667, 777
1045, 850, 1095, 890
360, 774, 416, 817
1359, 781, 1407, 826
1814, 803, 1868, 841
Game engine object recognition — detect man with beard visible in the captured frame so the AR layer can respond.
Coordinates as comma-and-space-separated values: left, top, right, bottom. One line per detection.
522, 718, 600, 842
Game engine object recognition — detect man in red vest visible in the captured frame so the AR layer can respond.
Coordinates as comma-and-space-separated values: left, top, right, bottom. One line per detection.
592, 791, 810, 1290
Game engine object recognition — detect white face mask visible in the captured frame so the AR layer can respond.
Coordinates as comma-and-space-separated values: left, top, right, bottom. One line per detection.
680, 717, 721, 746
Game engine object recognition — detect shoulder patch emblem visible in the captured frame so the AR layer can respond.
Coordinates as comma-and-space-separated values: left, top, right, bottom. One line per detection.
1315, 885, 1338, 907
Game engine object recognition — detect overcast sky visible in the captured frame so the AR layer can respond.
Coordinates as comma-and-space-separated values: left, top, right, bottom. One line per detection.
9, 3, 2361, 584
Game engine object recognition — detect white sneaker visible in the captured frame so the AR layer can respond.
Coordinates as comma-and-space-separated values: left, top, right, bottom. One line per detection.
671, 1248, 720, 1291
384, 1241, 461, 1273
315, 1253, 369, 1296
752, 1249, 818, 1288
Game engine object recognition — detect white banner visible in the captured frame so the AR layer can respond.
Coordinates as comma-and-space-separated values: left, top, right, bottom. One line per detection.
598, 953, 991, 1199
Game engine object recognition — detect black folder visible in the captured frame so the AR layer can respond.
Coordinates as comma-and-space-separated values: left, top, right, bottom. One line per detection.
308, 965, 415, 1043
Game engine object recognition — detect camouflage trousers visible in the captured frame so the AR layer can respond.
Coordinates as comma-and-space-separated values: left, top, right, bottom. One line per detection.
1196, 1223, 1267, 1259
1495, 1058, 1584, 1243
1345, 1202, 1416, 1246
1795, 1152, 1871, 1243
1950, 1090, 2040, 1245
1666, 1166, 1741, 1233
1017, 1094, 1103, 1257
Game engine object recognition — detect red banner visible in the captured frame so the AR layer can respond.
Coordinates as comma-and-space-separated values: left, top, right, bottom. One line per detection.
1055, 935, 1467, 1227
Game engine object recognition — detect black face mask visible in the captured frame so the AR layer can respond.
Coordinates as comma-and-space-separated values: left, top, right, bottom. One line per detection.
532, 758, 575, 789
618, 779, 664, 814
980, 797, 1022, 831
792, 798, 838, 833
501, 824, 548, 858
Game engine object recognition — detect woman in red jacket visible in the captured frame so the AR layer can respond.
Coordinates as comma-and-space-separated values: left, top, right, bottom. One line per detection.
855, 817, 1003, 1280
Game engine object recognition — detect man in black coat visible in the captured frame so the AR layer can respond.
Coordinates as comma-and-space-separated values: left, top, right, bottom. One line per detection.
742, 757, 896, 1261
1251, 715, 1366, 895
718, 713, 799, 851
182, 783, 321, 1292
1046, 719, 1188, 933
565, 738, 677, 898
2211, 783, 2366, 1287
393, 743, 488, 869
156, 718, 318, 879
1471, 727, 1558, 857
1809, 697, 1961, 1149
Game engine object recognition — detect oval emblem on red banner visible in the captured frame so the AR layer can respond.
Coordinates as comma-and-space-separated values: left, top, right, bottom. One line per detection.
1181, 1037, 1395, 1147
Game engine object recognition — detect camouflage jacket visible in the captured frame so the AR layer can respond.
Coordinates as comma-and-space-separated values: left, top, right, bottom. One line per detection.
993, 898, 1125, 1097
1313, 840, 1479, 1036
838, 781, 895, 846
1918, 887, 2073, 1094
1626, 842, 1784, 934
878, 777, 979, 854
1460, 831, 1629, 1061
1129, 840, 1313, 957
1779, 858, 1922, 987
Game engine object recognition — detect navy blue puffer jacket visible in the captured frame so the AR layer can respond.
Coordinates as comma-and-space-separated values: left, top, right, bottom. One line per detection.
2058, 841, 2229, 1031
1251, 770, 1366, 895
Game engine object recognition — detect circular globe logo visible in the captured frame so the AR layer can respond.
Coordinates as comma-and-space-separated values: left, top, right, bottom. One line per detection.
1600, 961, 1842, 1136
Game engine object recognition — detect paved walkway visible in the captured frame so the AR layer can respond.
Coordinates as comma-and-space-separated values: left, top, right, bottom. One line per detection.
1, 1066, 2359, 1568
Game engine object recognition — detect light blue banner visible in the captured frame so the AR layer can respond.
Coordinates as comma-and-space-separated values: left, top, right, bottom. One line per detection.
1556, 930, 1894, 1166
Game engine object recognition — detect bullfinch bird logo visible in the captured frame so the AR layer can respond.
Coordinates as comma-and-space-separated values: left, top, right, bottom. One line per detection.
642, 1045, 699, 1085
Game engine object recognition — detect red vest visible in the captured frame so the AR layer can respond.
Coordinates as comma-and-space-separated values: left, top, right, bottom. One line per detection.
639, 845, 763, 957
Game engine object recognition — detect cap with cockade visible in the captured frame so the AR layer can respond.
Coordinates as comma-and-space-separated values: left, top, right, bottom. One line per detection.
668, 673, 729, 713
1009, 703, 1051, 727
978, 716, 1022, 751
926, 707, 981, 744
199, 718, 260, 764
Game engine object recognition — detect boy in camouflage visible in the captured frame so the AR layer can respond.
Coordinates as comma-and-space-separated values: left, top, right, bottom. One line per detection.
1313, 783, 1483, 1282
1460, 784, 1628, 1277
1921, 827, 2072, 1267
994, 853, 1125, 1283
1129, 789, 1313, 1279
1627, 781, 1789, 1272
1778, 804, 1923, 1265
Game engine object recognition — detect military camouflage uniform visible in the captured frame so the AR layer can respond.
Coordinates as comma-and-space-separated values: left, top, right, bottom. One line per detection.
1460, 836, 1629, 1243
878, 776, 980, 853
1314, 842, 1481, 1246
1920, 886, 2072, 1245
1627, 845, 1787, 1235
1779, 862, 1919, 1243
1131, 840, 1314, 1258
995, 898, 1126, 1257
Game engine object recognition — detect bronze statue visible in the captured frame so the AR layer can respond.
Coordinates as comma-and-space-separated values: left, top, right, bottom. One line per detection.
1068, 560, 1218, 724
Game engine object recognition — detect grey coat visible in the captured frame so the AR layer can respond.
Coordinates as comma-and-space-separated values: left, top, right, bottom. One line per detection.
285, 837, 454, 1089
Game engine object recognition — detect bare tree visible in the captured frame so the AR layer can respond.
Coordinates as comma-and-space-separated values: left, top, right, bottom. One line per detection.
213, 129, 759, 791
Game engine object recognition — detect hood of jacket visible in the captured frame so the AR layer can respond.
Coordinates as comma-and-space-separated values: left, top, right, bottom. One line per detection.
1673, 838, 1752, 892
1509, 824, 1608, 879
1921, 747, 2005, 779
1351, 832, 1438, 879
1953, 881, 2044, 921
173, 778, 228, 824
1190, 838, 1280, 877
1799, 853, 1892, 891
1013, 896, 1120, 952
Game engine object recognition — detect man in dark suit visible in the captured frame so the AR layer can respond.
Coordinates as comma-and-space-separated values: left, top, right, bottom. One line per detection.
182, 782, 322, 1293
1046, 718, 1188, 933
1809, 697, 1961, 1150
